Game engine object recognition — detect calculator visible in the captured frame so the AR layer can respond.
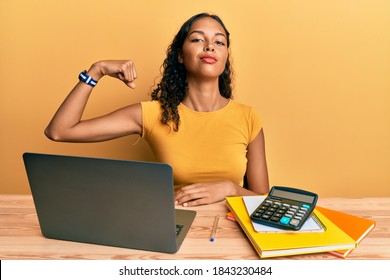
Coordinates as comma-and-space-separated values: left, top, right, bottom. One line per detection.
250, 186, 318, 231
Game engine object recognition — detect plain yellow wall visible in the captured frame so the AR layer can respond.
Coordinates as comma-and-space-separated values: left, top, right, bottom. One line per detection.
1, 0, 389, 196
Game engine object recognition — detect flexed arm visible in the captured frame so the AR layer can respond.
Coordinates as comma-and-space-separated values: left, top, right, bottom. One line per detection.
44, 60, 142, 142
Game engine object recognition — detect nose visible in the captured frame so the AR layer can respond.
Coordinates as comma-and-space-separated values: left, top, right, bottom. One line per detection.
204, 44, 215, 52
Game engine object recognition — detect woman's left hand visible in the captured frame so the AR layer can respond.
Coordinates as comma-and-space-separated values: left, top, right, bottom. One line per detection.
174, 180, 237, 207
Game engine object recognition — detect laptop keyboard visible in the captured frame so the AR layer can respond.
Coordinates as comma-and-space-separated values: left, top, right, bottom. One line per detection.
176, 224, 184, 236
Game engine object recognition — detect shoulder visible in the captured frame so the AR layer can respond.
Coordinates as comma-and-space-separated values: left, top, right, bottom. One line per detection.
229, 100, 263, 141
229, 100, 260, 119
141, 100, 163, 120
141, 100, 163, 136
141, 100, 161, 112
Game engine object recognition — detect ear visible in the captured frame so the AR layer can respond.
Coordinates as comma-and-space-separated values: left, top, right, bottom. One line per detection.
178, 49, 184, 64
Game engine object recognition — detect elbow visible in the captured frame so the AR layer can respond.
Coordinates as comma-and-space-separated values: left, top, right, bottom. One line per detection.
44, 126, 64, 142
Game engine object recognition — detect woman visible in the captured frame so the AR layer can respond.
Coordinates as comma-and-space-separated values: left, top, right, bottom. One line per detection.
45, 13, 269, 206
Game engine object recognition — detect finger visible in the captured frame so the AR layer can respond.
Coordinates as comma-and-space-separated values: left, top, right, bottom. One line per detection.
176, 191, 206, 206
125, 61, 137, 88
127, 81, 136, 89
175, 192, 191, 204
180, 183, 201, 191
183, 197, 209, 207
116, 70, 135, 88
175, 185, 201, 201
127, 61, 137, 80
175, 192, 192, 204
120, 63, 131, 82
117, 68, 125, 80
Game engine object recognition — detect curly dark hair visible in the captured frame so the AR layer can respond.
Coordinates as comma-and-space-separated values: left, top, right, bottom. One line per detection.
151, 13, 233, 131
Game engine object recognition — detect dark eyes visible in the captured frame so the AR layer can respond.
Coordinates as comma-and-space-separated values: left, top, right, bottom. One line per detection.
190, 38, 226, 46
190, 38, 203, 43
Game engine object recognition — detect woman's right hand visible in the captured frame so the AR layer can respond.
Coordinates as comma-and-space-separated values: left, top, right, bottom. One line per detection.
90, 60, 138, 89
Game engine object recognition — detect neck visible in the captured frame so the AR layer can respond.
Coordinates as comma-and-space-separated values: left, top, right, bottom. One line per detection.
182, 79, 228, 112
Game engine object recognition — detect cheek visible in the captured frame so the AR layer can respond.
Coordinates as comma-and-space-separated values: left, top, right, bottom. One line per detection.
181, 52, 198, 71
219, 55, 229, 72
179, 47, 194, 66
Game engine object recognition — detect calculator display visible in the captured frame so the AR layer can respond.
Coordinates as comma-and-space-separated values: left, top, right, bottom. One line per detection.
250, 186, 318, 231
271, 189, 315, 204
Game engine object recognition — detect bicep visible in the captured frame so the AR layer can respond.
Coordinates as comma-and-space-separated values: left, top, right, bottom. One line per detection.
64, 103, 142, 142
245, 129, 270, 194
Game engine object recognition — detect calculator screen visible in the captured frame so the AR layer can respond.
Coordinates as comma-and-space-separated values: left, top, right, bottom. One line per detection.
271, 189, 315, 204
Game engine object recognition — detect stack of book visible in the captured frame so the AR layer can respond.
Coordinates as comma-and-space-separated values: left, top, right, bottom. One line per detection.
226, 196, 375, 258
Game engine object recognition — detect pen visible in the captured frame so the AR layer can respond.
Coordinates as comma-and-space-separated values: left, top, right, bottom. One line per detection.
210, 215, 220, 242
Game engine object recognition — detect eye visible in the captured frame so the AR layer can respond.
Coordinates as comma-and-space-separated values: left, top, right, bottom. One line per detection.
215, 41, 226, 46
190, 38, 203, 43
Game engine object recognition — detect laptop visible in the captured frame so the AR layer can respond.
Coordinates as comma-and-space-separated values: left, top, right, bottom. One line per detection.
22, 152, 196, 254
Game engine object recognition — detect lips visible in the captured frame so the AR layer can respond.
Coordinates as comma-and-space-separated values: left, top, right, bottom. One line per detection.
200, 56, 217, 64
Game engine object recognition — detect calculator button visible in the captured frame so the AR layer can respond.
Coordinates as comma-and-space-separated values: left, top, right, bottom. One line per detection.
265, 200, 273, 204
284, 214, 292, 218
280, 206, 288, 211
260, 206, 268, 210
291, 205, 299, 209
290, 219, 300, 227
269, 207, 278, 212
287, 210, 295, 215
261, 214, 271, 220
299, 208, 307, 212
282, 203, 290, 207
294, 216, 302, 220
273, 213, 282, 218
265, 211, 274, 216
295, 213, 304, 217
270, 216, 280, 222
280, 216, 291, 225
302, 204, 310, 209
277, 209, 285, 214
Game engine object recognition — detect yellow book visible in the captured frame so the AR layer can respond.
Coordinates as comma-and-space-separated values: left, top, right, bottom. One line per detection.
226, 196, 356, 258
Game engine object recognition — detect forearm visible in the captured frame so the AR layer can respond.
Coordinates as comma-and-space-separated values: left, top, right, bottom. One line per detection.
230, 184, 265, 196
44, 83, 91, 140
44, 64, 103, 141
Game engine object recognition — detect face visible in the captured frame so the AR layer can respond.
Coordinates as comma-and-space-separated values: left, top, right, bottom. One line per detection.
178, 17, 229, 80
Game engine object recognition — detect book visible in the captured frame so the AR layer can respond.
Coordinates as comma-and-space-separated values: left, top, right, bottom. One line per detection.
226, 211, 236, 222
226, 196, 356, 258
315, 206, 376, 258
242, 196, 325, 233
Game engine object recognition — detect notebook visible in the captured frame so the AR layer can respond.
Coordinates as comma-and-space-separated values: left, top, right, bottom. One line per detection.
316, 206, 376, 258
226, 196, 356, 258
23, 152, 196, 254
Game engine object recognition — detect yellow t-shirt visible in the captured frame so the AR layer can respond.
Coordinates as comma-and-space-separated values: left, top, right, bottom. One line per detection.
141, 100, 262, 188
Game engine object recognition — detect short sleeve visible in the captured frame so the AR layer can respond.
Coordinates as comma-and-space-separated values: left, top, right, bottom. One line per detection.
248, 108, 262, 143
140, 101, 161, 140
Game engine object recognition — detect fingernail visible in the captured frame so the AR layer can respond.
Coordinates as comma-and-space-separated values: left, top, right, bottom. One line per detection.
183, 203, 188, 207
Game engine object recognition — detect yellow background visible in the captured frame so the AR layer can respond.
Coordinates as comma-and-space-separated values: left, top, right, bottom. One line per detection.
1, 0, 389, 196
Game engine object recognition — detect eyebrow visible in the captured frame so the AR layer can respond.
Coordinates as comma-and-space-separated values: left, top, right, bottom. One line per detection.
189, 30, 227, 38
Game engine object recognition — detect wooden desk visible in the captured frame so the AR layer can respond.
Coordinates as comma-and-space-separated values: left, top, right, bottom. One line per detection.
0, 195, 389, 260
